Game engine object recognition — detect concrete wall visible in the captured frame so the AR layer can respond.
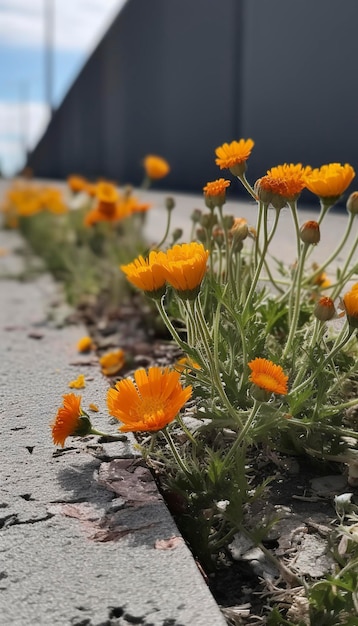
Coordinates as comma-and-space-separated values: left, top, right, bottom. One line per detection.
28, 0, 358, 201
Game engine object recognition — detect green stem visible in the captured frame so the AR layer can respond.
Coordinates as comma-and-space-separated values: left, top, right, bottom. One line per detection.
237, 172, 257, 200
289, 326, 354, 397
218, 205, 232, 285
242, 205, 280, 322
306, 212, 355, 291
223, 400, 261, 469
155, 297, 187, 350
194, 297, 244, 428
292, 317, 323, 387
89, 428, 125, 440
155, 206, 173, 250
282, 242, 310, 359
162, 427, 191, 478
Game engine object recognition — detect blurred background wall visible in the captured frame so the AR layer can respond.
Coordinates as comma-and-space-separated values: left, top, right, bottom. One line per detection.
27, 0, 358, 198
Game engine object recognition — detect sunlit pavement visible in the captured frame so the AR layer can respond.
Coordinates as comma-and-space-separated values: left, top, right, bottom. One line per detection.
0, 179, 227, 625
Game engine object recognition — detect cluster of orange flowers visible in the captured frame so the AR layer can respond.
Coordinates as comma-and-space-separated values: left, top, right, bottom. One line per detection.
205, 138, 356, 208
1, 182, 68, 227
51, 365, 192, 446
121, 242, 210, 300
51, 355, 291, 447
82, 181, 151, 227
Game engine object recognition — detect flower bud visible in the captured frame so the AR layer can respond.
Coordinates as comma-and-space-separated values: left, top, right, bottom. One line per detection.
314, 296, 336, 321
172, 228, 183, 244
223, 215, 235, 230
196, 227, 206, 243
300, 220, 320, 245
165, 196, 175, 211
200, 212, 217, 230
191, 208, 202, 223
254, 178, 273, 204
212, 227, 224, 247
230, 217, 249, 242
346, 191, 358, 215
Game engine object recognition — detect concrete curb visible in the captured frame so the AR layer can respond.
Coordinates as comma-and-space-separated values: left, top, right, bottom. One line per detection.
0, 223, 227, 625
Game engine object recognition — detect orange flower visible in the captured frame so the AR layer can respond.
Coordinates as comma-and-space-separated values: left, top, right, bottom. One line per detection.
313, 271, 331, 289
84, 181, 122, 225
88, 403, 99, 412
119, 195, 151, 216
342, 283, 358, 329
248, 358, 288, 396
67, 175, 89, 193
68, 374, 86, 389
99, 349, 125, 376
51, 393, 91, 447
143, 155, 170, 180
203, 178, 230, 210
107, 366, 192, 432
304, 163, 355, 200
120, 251, 167, 297
96, 181, 119, 204
203, 178, 231, 197
215, 139, 254, 176
257, 164, 311, 205
76, 336, 93, 353
175, 356, 201, 372
161, 242, 209, 299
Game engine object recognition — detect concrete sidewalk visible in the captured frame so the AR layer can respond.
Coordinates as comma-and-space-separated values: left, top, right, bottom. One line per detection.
0, 182, 356, 625
0, 221, 227, 625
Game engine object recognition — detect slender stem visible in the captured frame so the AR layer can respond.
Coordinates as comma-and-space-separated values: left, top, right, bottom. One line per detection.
306, 212, 355, 291
177, 415, 197, 445
242, 205, 281, 322
288, 201, 302, 262
155, 207, 173, 250
289, 326, 354, 397
162, 427, 191, 478
89, 428, 125, 440
293, 318, 323, 387
237, 172, 257, 200
155, 297, 186, 349
282, 242, 310, 359
223, 400, 261, 469
317, 198, 334, 224
194, 297, 244, 428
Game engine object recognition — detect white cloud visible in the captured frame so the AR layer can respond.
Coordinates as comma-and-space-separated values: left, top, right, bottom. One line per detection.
0, 0, 126, 51
0, 100, 49, 175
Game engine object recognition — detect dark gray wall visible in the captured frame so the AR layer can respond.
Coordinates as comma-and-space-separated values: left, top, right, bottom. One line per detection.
28, 0, 358, 202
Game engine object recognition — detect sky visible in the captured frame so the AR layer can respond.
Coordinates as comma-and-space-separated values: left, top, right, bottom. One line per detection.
0, 0, 127, 175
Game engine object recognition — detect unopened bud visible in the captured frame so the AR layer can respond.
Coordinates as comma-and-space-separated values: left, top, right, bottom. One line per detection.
314, 296, 336, 321
230, 217, 249, 242
212, 227, 224, 247
196, 227, 206, 243
346, 192, 358, 215
223, 215, 235, 230
300, 220, 320, 245
200, 212, 217, 230
165, 196, 175, 211
254, 178, 272, 204
191, 208, 202, 223
171, 228, 183, 243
